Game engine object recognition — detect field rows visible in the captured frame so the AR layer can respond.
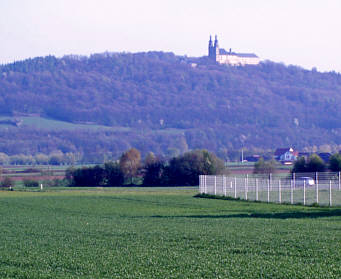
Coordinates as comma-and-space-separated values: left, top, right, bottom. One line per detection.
0, 187, 340, 278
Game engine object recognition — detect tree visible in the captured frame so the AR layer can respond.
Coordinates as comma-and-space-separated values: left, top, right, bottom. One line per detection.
0, 177, 14, 189
144, 152, 157, 166
253, 158, 276, 174
292, 154, 326, 173
143, 160, 168, 186
48, 152, 64, 165
119, 148, 141, 185
329, 153, 341, 172
292, 157, 307, 173
168, 149, 225, 186
35, 153, 49, 165
0, 153, 9, 165
69, 165, 105, 186
306, 154, 325, 172
104, 162, 124, 186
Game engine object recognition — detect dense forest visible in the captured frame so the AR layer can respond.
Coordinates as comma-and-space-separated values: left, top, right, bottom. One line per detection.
1, 51, 341, 161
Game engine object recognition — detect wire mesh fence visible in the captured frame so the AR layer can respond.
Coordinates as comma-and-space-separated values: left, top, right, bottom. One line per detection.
199, 172, 341, 206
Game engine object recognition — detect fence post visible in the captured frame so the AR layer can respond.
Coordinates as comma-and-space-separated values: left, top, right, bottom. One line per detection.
316, 172, 319, 191
293, 172, 296, 190
316, 179, 319, 204
290, 179, 293, 204
329, 180, 332, 206
224, 177, 227, 196
267, 179, 270, 202
234, 177, 237, 198
199, 175, 202, 193
278, 180, 281, 204
244, 177, 248, 200
204, 175, 207, 194
244, 178, 247, 200
269, 173, 272, 191
339, 172, 341, 191
214, 176, 217, 195
303, 180, 306, 206
256, 178, 258, 201
230, 181, 233, 196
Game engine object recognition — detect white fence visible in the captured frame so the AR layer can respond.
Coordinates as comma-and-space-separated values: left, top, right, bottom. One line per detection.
199, 172, 341, 206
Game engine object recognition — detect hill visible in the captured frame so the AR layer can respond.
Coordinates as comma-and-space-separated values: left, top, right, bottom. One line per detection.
1, 52, 341, 161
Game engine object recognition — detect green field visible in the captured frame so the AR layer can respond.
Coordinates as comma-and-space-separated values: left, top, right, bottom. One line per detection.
0, 116, 186, 136
0, 188, 340, 278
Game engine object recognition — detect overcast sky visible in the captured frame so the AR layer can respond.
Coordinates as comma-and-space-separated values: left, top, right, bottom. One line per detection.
1, 0, 341, 72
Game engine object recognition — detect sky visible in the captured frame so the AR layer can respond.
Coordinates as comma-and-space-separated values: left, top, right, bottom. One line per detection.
1, 0, 341, 72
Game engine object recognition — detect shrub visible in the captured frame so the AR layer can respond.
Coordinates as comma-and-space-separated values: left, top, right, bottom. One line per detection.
253, 158, 276, 174
292, 154, 326, 173
23, 179, 39, 187
0, 177, 14, 188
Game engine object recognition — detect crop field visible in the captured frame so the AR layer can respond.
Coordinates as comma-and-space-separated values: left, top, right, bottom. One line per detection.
0, 188, 340, 278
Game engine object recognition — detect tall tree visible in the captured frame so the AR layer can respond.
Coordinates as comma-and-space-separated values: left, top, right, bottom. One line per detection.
253, 158, 276, 174
119, 148, 141, 184
168, 149, 225, 186
292, 154, 326, 173
329, 153, 341, 172
104, 161, 124, 186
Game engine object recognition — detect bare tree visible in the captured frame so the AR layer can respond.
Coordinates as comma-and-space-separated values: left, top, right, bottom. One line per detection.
119, 148, 141, 185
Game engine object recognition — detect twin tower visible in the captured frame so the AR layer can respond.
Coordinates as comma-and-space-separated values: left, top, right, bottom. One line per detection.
207, 35, 260, 66
208, 35, 220, 60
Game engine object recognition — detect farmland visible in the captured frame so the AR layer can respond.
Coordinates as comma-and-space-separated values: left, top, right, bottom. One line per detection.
0, 188, 340, 278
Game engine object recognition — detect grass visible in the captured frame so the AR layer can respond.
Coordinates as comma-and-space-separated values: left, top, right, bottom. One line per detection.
0, 116, 186, 136
0, 187, 340, 278
0, 116, 123, 130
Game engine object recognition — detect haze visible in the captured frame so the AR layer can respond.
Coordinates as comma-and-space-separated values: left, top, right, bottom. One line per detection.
1, 0, 341, 72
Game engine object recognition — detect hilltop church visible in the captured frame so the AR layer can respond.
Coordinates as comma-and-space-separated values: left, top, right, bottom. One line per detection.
208, 35, 260, 66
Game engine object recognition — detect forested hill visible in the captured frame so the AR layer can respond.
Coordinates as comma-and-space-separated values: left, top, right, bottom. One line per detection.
1, 51, 341, 160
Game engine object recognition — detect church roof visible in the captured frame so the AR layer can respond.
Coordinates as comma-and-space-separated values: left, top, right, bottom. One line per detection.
219, 48, 258, 58
237, 53, 258, 58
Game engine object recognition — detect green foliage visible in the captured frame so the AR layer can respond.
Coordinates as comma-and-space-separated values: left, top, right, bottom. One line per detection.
306, 154, 326, 172
292, 154, 326, 173
253, 157, 276, 174
143, 160, 168, 186
0, 177, 14, 188
104, 162, 124, 186
329, 153, 341, 172
70, 165, 106, 186
67, 162, 125, 187
23, 179, 39, 187
0, 189, 340, 278
168, 149, 225, 186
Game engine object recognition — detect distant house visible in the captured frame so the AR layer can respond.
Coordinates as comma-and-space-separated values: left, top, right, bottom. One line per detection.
274, 148, 298, 164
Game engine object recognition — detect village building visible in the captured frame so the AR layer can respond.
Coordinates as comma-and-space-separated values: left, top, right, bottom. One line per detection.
208, 35, 260, 66
274, 147, 298, 164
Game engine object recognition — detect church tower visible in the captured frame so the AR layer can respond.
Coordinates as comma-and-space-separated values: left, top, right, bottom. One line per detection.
208, 35, 214, 59
208, 35, 219, 61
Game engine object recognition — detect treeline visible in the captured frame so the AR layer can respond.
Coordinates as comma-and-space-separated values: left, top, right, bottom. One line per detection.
253, 153, 341, 174
66, 148, 226, 186
0, 151, 82, 165
292, 153, 341, 173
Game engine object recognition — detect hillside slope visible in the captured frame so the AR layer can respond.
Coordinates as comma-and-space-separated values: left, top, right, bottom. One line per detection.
1, 52, 341, 159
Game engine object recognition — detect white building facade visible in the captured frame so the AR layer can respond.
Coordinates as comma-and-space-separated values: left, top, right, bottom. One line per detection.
208, 35, 260, 66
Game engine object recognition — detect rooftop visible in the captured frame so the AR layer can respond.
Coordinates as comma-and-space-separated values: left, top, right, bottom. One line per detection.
219, 48, 258, 58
